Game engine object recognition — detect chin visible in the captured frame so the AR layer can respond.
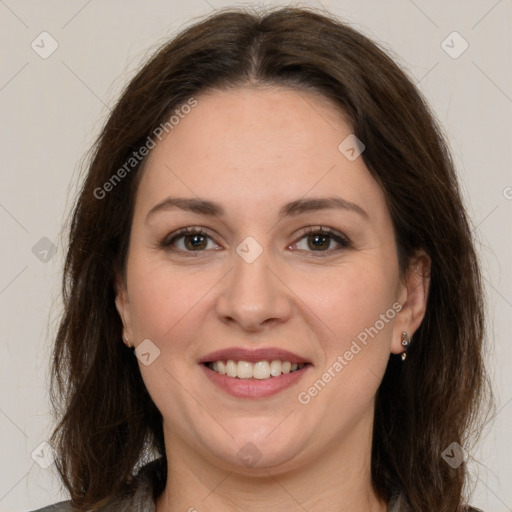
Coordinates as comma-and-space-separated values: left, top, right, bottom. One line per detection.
202, 432, 305, 473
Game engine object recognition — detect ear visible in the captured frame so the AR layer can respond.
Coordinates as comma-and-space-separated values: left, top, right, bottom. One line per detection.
391, 251, 431, 355
114, 273, 134, 347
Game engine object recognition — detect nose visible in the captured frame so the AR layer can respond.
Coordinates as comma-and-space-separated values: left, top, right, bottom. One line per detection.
215, 245, 293, 332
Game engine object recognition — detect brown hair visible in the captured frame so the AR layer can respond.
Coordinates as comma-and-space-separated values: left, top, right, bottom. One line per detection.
50, 6, 492, 511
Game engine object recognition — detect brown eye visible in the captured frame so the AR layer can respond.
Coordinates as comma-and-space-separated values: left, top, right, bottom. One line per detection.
160, 228, 220, 255
306, 233, 331, 251
291, 227, 350, 256
182, 233, 208, 251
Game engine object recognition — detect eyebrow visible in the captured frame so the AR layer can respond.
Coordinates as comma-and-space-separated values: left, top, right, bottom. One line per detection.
145, 196, 368, 223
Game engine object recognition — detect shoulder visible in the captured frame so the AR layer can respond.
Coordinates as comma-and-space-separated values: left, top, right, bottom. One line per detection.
387, 491, 409, 512
387, 491, 485, 512
29, 457, 165, 512
29, 502, 73, 512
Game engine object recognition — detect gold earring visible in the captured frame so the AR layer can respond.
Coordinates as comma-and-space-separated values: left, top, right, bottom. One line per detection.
401, 332, 410, 361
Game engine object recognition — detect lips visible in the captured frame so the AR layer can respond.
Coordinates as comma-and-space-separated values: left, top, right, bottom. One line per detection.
198, 346, 312, 398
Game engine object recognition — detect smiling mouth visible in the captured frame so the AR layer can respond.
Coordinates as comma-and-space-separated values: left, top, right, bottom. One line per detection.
204, 359, 309, 380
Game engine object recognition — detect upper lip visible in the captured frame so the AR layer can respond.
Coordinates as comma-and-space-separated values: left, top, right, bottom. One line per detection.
198, 347, 311, 364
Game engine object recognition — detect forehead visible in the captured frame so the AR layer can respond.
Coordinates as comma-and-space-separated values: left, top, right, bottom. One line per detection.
134, 86, 386, 222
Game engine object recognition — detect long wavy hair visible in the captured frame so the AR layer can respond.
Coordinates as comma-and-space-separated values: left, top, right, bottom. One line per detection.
50, 6, 492, 511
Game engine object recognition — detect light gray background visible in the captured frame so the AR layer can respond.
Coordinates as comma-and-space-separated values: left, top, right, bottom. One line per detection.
0, 1, 510, 510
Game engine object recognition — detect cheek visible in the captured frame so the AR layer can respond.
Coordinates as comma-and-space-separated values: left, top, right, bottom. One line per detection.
299, 268, 397, 410
126, 255, 213, 344
125, 259, 214, 412
299, 261, 398, 346
290, 262, 399, 440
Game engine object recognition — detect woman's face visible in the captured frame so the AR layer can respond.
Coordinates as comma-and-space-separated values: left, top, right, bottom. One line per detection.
116, 86, 427, 474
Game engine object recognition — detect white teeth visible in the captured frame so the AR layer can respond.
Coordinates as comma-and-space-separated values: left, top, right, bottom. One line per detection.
207, 359, 306, 379
281, 361, 292, 374
226, 360, 237, 378
269, 360, 282, 377
253, 361, 271, 379
237, 361, 253, 379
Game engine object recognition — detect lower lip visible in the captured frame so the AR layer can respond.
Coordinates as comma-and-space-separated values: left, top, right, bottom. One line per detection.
200, 363, 311, 399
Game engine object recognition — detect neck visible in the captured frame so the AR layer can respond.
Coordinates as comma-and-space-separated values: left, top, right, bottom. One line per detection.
155, 412, 387, 512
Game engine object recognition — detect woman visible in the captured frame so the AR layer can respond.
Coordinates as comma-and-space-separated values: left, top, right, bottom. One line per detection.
33, 6, 491, 512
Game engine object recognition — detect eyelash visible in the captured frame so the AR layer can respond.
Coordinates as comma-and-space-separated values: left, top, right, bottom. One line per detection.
159, 225, 351, 258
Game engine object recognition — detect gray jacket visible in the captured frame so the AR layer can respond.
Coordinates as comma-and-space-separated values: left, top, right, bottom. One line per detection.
31, 494, 409, 512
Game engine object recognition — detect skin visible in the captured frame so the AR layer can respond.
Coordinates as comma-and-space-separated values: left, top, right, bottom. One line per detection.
115, 86, 430, 512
